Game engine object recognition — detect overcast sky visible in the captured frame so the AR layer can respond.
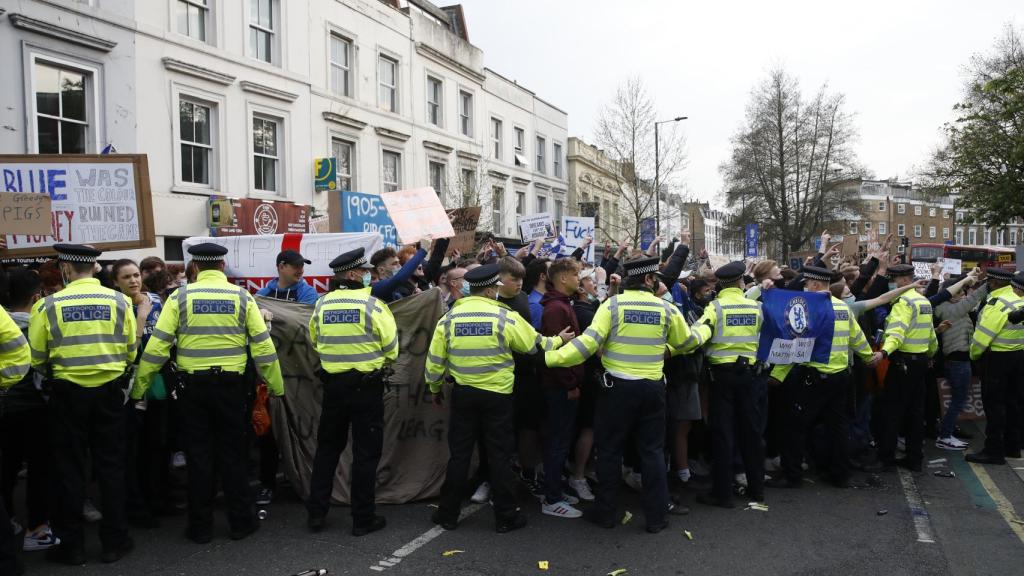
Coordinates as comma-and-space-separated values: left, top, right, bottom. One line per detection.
457, 0, 1021, 207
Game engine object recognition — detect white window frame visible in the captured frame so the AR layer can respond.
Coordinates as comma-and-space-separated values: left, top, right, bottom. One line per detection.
553, 142, 563, 178
914, 205, 922, 216
381, 148, 403, 192
943, 209, 950, 219
176, 0, 211, 43
247, 103, 289, 198
928, 226, 936, 239
458, 89, 473, 137
330, 136, 356, 192
428, 160, 447, 203
171, 85, 225, 195
377, 53, 399, 113
492, 186, 504, 234
514, 126, 525, 154
555, 198, 564, 226
248, 0, 279, 65
329, 32, 353, 98
956, 211, 965, 222
878, 222, 887, 235
897, 223, 906, 237
864, 221, 872, 231
536, 135, 546, 174
1011, 230, 1018, 245
897, 203, 906, 214
968, 228, 977, 244
914, 224, 922, 238
27, 53, 101, 154
956, 228, 964, 244
515, 190, 525, 215
536, 194, 547, 214
251, 115, 281, 194
878, 201, 886, 211
929, 207, 936, 217
984, 228, 992, 245
942, 227, 950, 240
998, 229, 1006, 245
491, 117, 503, 160
849, 222, 858, 235
426, 75, 443, 127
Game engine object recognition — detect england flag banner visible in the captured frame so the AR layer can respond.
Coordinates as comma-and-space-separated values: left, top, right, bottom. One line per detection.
757, 289, 835, 365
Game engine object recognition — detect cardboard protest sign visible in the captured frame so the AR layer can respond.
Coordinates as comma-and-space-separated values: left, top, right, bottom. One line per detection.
0, 154, 155, 257
518, 213, 555, 242
328, 191, 398, 248
0, 192, 52, 235
262, 289, 450, 503
207, 197, 308, 236
562, 215, 595, 263
380, 187, 454, 244
182, 232, 382, 294
942, 258, 962, 276
912, 261, 932, 279
445, 206, 481, 256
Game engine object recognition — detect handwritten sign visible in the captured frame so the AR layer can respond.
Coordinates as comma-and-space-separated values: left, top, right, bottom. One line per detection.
331, 191, 398, 248
562, 215, 595, 263
379, 187, 453, 245
518, 213, 555, 242
912, 261, 932, 279
446, 206, 481, 256
0, 192, 52, 235
0, 154, 154, 257
942, 257, 962, 276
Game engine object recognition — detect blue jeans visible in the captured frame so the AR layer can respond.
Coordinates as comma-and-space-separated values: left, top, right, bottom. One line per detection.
543, 388, 578, 504
939, 360, 971, 438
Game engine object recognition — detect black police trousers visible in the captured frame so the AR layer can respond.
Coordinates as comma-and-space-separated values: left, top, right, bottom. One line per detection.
307, 370, 384, 525
877, 352, 929, 466
593, 376, 668, 529
180, 371, 255, 537
709, 364, 764, 502
780, 369, 851, 483
437, 385, 518, 526
980, 350, 1024, 456
49, 378, 129, 553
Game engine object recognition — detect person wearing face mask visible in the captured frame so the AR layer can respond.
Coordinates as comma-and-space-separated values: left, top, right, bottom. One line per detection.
29, 244, 138, 565
305, 247, 398, 536
426, 264, 574, 533
868, 264, 938, 472
369, 240, 430, 303
766, 266, 877, 489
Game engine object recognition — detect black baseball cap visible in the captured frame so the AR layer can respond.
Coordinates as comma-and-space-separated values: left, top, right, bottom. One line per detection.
276, 250, 311, 267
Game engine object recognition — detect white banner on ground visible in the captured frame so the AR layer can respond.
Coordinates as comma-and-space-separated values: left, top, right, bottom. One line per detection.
183, 232, 382, 294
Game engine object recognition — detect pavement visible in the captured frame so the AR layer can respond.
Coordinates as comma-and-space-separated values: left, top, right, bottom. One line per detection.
20, 422, 1024, 576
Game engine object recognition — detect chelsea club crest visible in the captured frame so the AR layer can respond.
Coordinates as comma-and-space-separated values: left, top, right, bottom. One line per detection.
785, 296, 811, 336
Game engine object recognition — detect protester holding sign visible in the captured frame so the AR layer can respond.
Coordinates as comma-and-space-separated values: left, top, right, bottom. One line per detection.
934, 271, 987, 450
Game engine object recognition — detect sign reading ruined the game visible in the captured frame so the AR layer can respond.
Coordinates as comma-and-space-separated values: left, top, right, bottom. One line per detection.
0, 154, 155, 257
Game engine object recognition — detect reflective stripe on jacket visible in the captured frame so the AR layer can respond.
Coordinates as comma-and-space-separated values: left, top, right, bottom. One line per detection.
309, 286, 397, 374
970, 286, 1024, 360
882, 290, 937, 356
28, 278, 136, 387
0, 308, 31, 388
690, 287, 761, 365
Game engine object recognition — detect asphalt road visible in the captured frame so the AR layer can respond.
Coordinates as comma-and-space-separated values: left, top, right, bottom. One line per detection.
21, 422, 1024, 576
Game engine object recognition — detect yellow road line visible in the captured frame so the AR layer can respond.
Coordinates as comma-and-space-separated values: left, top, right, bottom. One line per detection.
969, 462, 1024, 545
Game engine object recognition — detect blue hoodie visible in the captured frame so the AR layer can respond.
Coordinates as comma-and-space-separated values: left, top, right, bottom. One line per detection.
257, 278, 319, 304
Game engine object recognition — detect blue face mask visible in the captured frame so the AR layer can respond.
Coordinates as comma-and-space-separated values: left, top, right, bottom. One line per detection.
362, 272, 371, 287
460, 283, 471, 297
888, 282, 897, 291
661, 291, 675, 303
843, 295, 856, 305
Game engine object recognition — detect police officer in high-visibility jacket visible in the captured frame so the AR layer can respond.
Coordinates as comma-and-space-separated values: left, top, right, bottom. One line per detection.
869, 263, 938, 471
684, 261, 764, 508
545, 256, 700, 532
306, 248, 397, 536
28, 244, 137, 565
426, 264, 572, 534
965, 269, 1024, 465
0, 307, 30, 388
131, 243, 283, 544
767, 266, 876, 488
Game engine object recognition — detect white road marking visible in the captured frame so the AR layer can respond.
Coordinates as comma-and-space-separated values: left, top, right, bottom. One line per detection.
368, 504, 484, 572
897, 468, 936, 544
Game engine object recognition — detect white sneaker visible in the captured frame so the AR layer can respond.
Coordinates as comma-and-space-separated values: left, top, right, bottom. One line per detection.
734, 473, 748, 488
172, 451, 187, 469
23, 526, 60, 551
623, 471, 643, 492
568, 477, 595, 502
560, 493, 580, 505
82, 499, 103, 522
470, 481, 491, 504
936, 436, 968, 450
541, 499, 583, 519
897, 436, 906, 452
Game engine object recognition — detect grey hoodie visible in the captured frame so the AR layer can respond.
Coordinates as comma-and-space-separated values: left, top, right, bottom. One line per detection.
935, 285, 988, 355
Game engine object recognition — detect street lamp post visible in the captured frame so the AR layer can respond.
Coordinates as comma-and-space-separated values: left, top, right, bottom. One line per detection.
654, 116, 687, 242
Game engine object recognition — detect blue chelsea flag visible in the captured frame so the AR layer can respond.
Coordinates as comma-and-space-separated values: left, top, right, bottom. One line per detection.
757, 289, 835, 365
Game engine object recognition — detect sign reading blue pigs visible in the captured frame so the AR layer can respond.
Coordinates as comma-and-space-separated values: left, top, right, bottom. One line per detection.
335, 191, 398, 248
745, 223, 759, 258
562, 215, 595, 263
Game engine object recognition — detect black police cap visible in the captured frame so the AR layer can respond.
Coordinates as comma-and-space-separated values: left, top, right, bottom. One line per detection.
714, 261, 746, 284
623, 256, 660, 278
187, 243, 228, 262
986, 267, 1013, 281
53, 243, 102, 263
887, 264, 914, 278
330, 248, 371, 273
802, 265, 833, 283
1012, 271, 1024, 290
465, 263, 503, 288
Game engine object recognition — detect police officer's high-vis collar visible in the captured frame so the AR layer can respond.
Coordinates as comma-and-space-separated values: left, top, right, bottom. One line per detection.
623, 257, 660, 278
187, 242, 228, 262
53, 243, 102, 263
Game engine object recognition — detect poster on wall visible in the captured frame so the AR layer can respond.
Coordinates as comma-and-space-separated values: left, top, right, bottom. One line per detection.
0, 154, 155, 257
207, 197, 309, 236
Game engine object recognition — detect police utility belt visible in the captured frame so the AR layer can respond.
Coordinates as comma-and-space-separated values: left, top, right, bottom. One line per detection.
318, 365, 393, 392
709, 356, 768, 378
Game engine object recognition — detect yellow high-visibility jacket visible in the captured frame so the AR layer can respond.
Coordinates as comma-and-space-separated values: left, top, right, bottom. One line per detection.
309, 286, 398, 374
881, 290, 937, 356
771, 295, 874, 381
0, 308, 30, 388
689, 287, 761, 365
970, 285, 1024, 360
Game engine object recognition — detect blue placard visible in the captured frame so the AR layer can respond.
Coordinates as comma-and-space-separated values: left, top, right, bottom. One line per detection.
341, 191, 397, 248
745, 223, 759, 258
640, 217, 656, 250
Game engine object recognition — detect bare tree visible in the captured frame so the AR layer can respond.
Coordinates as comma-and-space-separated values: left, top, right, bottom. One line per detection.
720, 67, 862, 260
594, 77, 687, 244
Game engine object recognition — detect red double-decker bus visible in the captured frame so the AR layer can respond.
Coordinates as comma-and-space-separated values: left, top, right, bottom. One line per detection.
909, 243, 1016, 272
